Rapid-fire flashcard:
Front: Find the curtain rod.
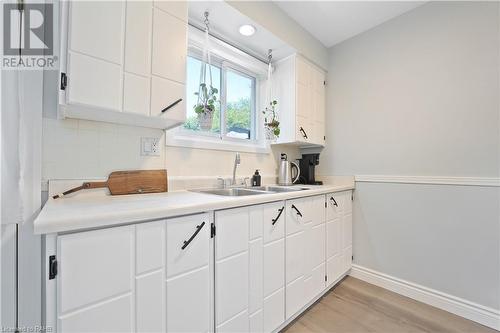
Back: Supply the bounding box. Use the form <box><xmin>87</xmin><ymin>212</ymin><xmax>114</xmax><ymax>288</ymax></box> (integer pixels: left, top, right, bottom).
<box><xmin>188</xmin><ymin>21</ymin><xmax>270</xmax><ymax>65</ymax></box>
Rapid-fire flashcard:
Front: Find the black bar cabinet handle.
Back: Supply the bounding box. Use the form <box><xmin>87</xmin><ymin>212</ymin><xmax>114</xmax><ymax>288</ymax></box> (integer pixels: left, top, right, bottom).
<box><xmin>291</xmin><ymin>204</ymin><xmax>303</xmax><ymax>217</ymax></box>
<box><xmin>181</xmin><ymin>221</ymin><xmax>206</xmax><ymax>250</ymax></box>
<box><xmin>299</xmin><ymin>127</ymin><xmax>308</xmax><ymax>139</ymax></box>
<box><xmin>161</xmin><ymin>98</ymin><xmax>183</xmax><ymax>113</ymax></box>
<box><xmin>330</xmin><ymin>197</ymin><xmax>338</xmax><ymax>207</ymax></box>
<box><xmin>272</xmin><ymin>206</ymin><xmax>285</xmax><ymax>225</ymax></box>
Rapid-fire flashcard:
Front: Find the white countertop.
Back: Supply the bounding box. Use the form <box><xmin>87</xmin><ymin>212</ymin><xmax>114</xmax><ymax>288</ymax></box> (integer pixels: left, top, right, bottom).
<box><xmin>34</xmin><ymin>179</ymin><xmax>354</xmax><ymax>235</ymax></box>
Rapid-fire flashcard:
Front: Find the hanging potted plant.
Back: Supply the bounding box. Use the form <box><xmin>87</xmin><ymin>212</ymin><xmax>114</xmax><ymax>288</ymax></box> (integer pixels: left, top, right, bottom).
<box><xmin>194</xmin><ymin>83</ymin><xmax>218</xmax><ymax>131</ymax></box>
<box><xmin>263</xmin><ymin>100</ymin><xmax>280</xmax><ymax>140</ymax></box>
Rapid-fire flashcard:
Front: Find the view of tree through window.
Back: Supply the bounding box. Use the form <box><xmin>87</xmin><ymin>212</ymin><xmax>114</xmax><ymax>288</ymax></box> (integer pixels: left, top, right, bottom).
<box><xmin>184</xmin><ymin>55</ymin><xmax>255</xmax><ymax>140</ymax></box>
<box><xmin>225</xmin><ymin>70</ymin><xmax>253</xmax><ymax>139</ymax></box>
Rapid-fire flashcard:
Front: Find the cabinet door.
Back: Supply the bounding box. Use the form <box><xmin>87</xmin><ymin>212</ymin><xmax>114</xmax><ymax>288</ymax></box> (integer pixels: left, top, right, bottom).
<box><xmin>262</xmin><ymin>202</ymin><xmax>285</xmax><ymax>333</ymax></box>
<box><xmin>57</xmin><ymin>226</ymin><xmax>134</xmax><ymax>332</ymax></box>
<box><xmin>215</xmin><ymin>208</ymin><xmax>249</xmax><ymax>331</ymax></box>
<box><xmin>152</xmin><ymin>8</ymin><xmax>187</xmax><ymax>83</ymax></box>
<box><xmin>166</xmin><ymin>213</ymin><xmax>211</xmax><ymax>333</ymax></box>
<box><xmin>311</xmin><ymin>67</ymin><xmax>326</xmax><ymax>145</ymax></box>
<box><xmin>285</xmin><ymin>197</ymin><xmax>308</xmax><ymax>319</ymax></box>
<box><xmin>326</xmin><ymin>192</ymin><xmax>343</xmax><ymax>221</ymax></box>
<box><xmin>285</xmin><ymin>196</ymin><xmax>327</xmax><ymax>319</ymax></box>
<box><xmin>216</xmin><ymin>203</ymin><xmax>285</xmax><ymax>333</ymax></box>
<box><xmin>326</xmin><ymin>217</ymin><xmax>342</xmax><ymax>286</ymax></box>
<box><xmin>67</xmin><ymin>2</ymin><xmax>124</xmax><ymax>111</ymax></box>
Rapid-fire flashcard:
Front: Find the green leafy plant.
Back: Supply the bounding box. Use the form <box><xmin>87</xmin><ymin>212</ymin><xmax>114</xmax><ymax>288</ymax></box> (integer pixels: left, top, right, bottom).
<box><xmin>194</xmin><ymin>83</ymin><xmax>218</xmax><ymax>114</ymax></box>
<box><xmin>263</xmin><ymin>100</ymin><xmax>280</xmax><ymax>137</ymax></box>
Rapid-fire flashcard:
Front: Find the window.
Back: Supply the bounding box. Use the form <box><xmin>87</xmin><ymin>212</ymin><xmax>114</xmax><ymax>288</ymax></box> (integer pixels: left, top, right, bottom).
<box><xmin>183</xmin><ymin>53</ymin><xmax>257</xmax><ymax>141</ymax></box>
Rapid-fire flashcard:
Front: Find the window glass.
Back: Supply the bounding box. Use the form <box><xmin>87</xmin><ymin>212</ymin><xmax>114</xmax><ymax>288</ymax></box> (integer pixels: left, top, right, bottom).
<box><xmin>184</xmin><ymin>56</ymin><xmax>221</xmax><ymax>134</ymax></box>
<box><xmin>225</xmin><ymin>70</ymin><xmax>254</xmax><ymax>140</ymax></box>
<box><xmin>183</xmin><ymin>54</ymin><xmax>257</xmax><ymax>141</ymax></box>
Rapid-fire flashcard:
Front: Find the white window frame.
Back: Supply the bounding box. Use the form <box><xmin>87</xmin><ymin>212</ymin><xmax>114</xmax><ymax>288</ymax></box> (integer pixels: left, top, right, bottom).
<box><xmin>166</xmin><ymin>26</ymin><xmax>270</xmax><ymax>154</ymax></box>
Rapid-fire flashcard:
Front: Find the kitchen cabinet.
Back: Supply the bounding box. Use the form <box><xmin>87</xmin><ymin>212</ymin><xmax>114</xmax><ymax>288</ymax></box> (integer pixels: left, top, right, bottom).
<box><xmin>215</xmin><ymin>201</ymin><xmax>286</xmax><ymax>333</ymax></box>
<box><xmin>54</xmin><ymin>213</ymin><xmax>211</xmax><ymax>333</ymax></box>
<box><xmin>59</xmin><ymin>1</ymin><xmax>187</xmax><ymax>129</ymax></box>
<box><xmin>326</xmin><ymin>191</ymin><xmax>353</xmax><ymax>286</ymax></box>
<box><xmin>46</xmin><ymin>190</ymin><xmax>353</xmax><ymax>332</ymax></box>
<box><xmin>272</xmin><ymin>54</ymin><xmax>326</xmax><ymax>146</ymax></box>
<box><xmin>285</xmin><ymin>195</ymin><xmax>326</xmax><ymax>320</ymax></box>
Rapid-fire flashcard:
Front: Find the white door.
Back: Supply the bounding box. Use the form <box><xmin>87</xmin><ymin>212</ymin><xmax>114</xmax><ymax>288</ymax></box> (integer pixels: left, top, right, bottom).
<box><xmin>215</xmin><ymin>207</ymin><xmax>249</xmax><ymax>332</ymax></box>
<box><xmin>66</xmin><ymin>1</ymin><xmax>124</xmax><ymax>111</ymax></box>
<box><xmin>166</xmin><ymin>213</ymin><xmax>211</xmax><ymax>333</ymax></box>
<box><xmin>262</xmin><ymin>202</ymin><xmax>286</xmax><ymax>333</ymax></box>
<box><xmin>57</xmin><ymin>226</ymin><xmax>134</xmax><ymax>332</ymax></box>
<box><xmin>216</xmin><ymin>202</ymin><xmax>286</xmax><ymax>333</ymax></box>
<box><xmin>326</xmin><ymin>191</ymin><xmax>353</xmax><ymax>284</ymax></box>
<box><xmin>285</xmin><ymin>197</ymin><xmax>309</xmax><ymax>319</ymax></box>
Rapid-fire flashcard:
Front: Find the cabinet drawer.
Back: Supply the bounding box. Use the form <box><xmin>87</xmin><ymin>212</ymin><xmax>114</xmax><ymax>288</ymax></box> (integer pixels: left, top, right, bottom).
<box><xmin>263</xmin><ymin>201</ymin><xmax>285</xmax><ymax>244</ymax></box>
<box><xmin>166</xmin><ymin>213</ymin><xmax>210</xmax><ymax>278</ymax></box>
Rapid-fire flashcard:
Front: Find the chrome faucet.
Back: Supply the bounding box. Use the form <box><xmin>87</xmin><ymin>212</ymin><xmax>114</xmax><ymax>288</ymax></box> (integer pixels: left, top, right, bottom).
<box><xmin>232</xmin><ymin>152</ymin><xmax>241</xmax><ymax>185</ymax></box>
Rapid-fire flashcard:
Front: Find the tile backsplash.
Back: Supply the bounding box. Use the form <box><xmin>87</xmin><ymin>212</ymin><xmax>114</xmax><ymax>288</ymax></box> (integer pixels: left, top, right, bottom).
<box><xmin>42</xmin><ymin>118</ymin><xmax>299</xmax><ymax>188</ymax></box>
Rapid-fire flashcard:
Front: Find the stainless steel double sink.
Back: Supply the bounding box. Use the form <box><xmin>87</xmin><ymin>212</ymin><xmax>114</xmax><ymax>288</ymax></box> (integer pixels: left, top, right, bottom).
<box><xmin>192</xmin><ymin>185</ymin><xmax>310</xmax><ymax>197</ymax></box>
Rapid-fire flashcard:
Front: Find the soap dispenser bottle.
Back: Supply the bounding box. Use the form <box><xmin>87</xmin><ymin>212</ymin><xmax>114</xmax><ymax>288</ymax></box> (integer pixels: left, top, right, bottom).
<box><xmin>252</xmin><ymin>170</ymin><xmax>261</xmax><ymax>186</ymax></box>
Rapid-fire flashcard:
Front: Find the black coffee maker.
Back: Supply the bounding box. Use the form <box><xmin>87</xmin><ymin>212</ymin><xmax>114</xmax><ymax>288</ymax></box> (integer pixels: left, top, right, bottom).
<box><xmin>298</xmin><ymin>153</ymin><xmax>323</xmax><ymax>185</ymax></box>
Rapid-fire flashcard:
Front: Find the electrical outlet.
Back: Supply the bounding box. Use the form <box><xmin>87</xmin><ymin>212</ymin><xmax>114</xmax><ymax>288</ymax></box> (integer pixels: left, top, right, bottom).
<box><xmin>141</xmin><ymin>137</ymin><xmax>160</xmax><ymax>156</ymax></box>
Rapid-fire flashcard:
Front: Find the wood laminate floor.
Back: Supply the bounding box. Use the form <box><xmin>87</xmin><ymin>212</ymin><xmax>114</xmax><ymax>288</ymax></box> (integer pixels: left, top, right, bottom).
<box><xmin>284</xmin><ymin>277</ymin><xmax>497</xmax><ymax>333</ymax></box>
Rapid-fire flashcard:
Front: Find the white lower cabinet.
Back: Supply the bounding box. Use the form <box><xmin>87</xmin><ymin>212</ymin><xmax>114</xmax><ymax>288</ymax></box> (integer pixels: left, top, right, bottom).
<box><xmin>285</xmin><ymin>195</ymin><xmax>326</xmax><ymax>320</ymax></box>
<box><xmin>55</xmin><ymin>213</ymin><xmax>211</xmax><ymax>333</ymax></box>
<box><xmin>215</xmin><ymin>201</ymin><xmax>286</xmax><ymax>333</ymax></box>
<box><xmin>326</xmin><ymin>191</ymin><xmax>353</xmax><ymax>286</ymax></box>
<box><xmin>51</xmin><ymin>191</ymin><xmax>352</xmax><ymax>333</ymax></box>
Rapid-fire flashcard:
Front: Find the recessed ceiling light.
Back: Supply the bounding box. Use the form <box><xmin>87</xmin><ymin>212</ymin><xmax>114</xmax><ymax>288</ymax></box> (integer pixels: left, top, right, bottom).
<box><xmin>239</xmin><ymin>24</ymin><xmax>256</xmax><ymax>36</ymax></box>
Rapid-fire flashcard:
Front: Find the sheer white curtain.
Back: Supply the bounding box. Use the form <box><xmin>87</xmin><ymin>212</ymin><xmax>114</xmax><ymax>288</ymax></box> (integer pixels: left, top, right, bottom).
<box><xmin>1</xmin><ymin>67</ymin><xmax>43</xmax><ymax>328</ymax></box>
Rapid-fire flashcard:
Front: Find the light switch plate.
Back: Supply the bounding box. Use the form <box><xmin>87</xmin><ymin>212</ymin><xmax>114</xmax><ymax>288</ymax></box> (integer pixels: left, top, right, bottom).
<box><xmin>141</xmin><ymin>137</ymin><xmax>160</xmax><ymax>156</ymax></box>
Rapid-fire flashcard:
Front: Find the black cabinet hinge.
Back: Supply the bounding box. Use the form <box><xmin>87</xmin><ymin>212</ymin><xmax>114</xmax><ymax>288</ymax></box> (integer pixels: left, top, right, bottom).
<box><xmin>60</xmin><ymin>72</ymin><xmax>67</xmax><ymax>90</ymax></box>
<box><xmin>49</xmin><ymin>255</ymin><xmax>57</xmax><ymax>280</ymax></box>
<box><xmin>324</xmin><ymin>201</ymin><xmax>327</xmax><ymax>208</ymax></box>
<box><xmin>210</xmin><ymin>222</ymin><xmax>216</xmax><ymax>238</ymax></box>
<box><xmin>352</xmin><ymin>255</ymin><xmax>354</xmax><ymax>261</ymax></box>
<box><xmin>325</xmin><ymin>275</ymin><xmax>327</xmax><ymax>282</ymax></box>
<box><xmin>323</xmin><ymin>81</ymin><xmax>326</xmax><ymax>86</ymax></box>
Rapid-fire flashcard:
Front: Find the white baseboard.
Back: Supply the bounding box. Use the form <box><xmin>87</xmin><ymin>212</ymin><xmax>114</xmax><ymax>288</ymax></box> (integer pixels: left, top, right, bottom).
<box><xmin>349</xmin><ymin>265</ymin><xmax>500</xmax><ymax>330</ymax></box>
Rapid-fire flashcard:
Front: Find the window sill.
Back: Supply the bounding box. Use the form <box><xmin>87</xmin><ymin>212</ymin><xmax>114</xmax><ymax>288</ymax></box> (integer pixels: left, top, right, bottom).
<box><xmin>166</xmin><ymin>130</ymin><xmax>271</xmax><ymax>154</ymax></box>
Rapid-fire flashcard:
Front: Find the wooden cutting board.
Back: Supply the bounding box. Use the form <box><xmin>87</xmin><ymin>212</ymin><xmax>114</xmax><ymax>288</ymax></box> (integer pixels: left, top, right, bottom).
<box><xmin>53</xmin><ymin>170</ymin><xmax>168</xmax><ymax>199</ymax></box>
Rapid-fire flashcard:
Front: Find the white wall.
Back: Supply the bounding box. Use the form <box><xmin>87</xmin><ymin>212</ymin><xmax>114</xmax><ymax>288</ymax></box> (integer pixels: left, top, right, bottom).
<box><xmin>320</xmin><ymin>1</ymin><xmax>500</xmax><ymax>311</ymax></box>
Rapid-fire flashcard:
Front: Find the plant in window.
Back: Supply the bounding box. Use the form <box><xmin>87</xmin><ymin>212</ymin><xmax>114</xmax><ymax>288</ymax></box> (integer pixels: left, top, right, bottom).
<box><xmin>194</xmin><ymin>83</ymin><xmax>218</xmax><ymax>130</ymax></box>
<box><xmin>263</xmin><ymin>100</ymin><xmax>280</xmax><ymax>140</ymax></box>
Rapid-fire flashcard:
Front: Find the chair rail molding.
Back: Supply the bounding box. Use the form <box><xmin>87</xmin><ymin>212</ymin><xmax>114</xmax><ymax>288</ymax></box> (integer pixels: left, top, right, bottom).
<box><xmin>355</xmin><ymin>175</ymin><xmax>500</xmax><ymax>187</ymax></box>
<box><xmin>350</xmin><ymin>265</ymin><xmax>500</xmax><ymax>330</ymax></box>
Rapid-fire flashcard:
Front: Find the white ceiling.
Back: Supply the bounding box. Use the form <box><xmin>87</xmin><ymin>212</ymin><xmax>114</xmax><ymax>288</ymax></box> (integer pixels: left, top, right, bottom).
<box><xmin>188</xmin><ymin>2</ymin><xmax>296</xmax><ymax>62</ymax></box>
<box><xmin>274</xmin><ymin>1</ymin><xmax>425</xmax><ymax>48</ymax></box>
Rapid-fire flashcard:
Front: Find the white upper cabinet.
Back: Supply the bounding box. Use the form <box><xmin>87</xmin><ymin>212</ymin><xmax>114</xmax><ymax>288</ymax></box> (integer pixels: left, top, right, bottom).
<box><xmin>59</xmin><ymin>1</ymin><xmax>187</xmax><ymax>129</ymax></box>
<box><xmin>273</xmin><ymin>54</ymin><xmax>326</xmax><ymax>146</ymax></box>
